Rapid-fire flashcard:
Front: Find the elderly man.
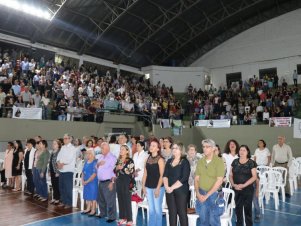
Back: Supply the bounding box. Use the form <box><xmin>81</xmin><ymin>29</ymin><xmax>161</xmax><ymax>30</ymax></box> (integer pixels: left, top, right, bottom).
<box><xmin>57</xmin><ymin>134</ymin><xmax>77</xmax><ymax>208</ymax></box>
<box><xmin>194</xmin><ymin>139</ymin><xmax>225</xmax><ymax>226</ymax></box>
<box><xmin>271</xmin><ymin>135</ymin><xmax>293</xmax><ymax>197</ymax></box>
<box><xmin>97</xmin><ymin>142</ymin><xmax>117</xmax><ymax>223</ymax></box>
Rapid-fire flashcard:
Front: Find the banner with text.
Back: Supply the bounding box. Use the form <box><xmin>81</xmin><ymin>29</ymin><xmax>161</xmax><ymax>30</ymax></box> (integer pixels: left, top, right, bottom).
<box><xmin>269</xmin><ymin>117</ymin><xmax>292</xmax><ymax>127</ymax></box>
<box><xmin>12</xmin><ymin>106</ymin><xmax>42</xmax><ymax>120</ymax></box>
<box><xmin>194</xmin><ymin>119</ymin><xmax>231</xmax><ymax>128</ymax></box>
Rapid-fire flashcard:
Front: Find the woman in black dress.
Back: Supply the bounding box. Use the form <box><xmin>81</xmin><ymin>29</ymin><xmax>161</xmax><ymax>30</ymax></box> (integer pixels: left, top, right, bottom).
<box><xmin>230</xmin><ymin>145</ymin><xmax>257</xmax><ymax>226</ymax></box>
<box><xmin>12</xmin><ymin>140</ymin><xmax>24</xmax><ymax>191</ymax></box>
<box><xmin>163</xmin><ymin>141</ymin><xmax>190</xmax><ymax>226</ymax></box>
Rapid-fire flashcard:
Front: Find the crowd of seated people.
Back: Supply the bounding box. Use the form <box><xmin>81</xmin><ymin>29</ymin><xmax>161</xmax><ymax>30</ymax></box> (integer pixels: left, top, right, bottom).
<box><xmin>0</xmin><ymin>47</ymin><xmax>299</xmax><ymax>126</ymax></box>
<box><xmin>0</xmin><ymin>47</ymin><xmax>187</xmax><ymax>124</ymax></box>
<box><xmin>187</xmin><ymin>75</ymin><xmax>299</xmax><ymax>126</ymax></box>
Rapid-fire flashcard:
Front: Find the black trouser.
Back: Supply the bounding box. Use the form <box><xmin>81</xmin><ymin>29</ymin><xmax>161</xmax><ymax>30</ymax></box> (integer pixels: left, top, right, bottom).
<box><xmin>1</xmin><ymin>169</ymin><xmax>6</xmax><ymax>183</ymax></box>
<box><xmin>50</xmin><ymin>171</ymin><xmax>60</xmax><ymax>200</ymax></box>
<box><xmin>166</xmin><ymin>189</ymin><xmax>188</xmax><ymax>226</ymax></box>
<box><xmin>235</xmin><ymin>190</ymin><xmax>254</xmax><ymax>226</ymax></box>
<box><xmin>116</xmin><ymin>174</ymin><xmax>132</xmax><ymax>221</ymax></box>
<box><xmin>25</xmin><ymin>169</ymin><xmax>35</xmax><ymax>193</ymax></box>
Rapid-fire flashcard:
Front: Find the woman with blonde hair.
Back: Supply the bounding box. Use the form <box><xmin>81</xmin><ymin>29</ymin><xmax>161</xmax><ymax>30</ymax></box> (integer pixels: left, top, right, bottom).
<box><xmin>163</xmin><ymin>142</ymin><xmax>190</xmax><ymax>226</ymax></box>
<box><xmin>114</xmin><ymin>145</ymin><xmax>135</xmax><ymax>225</ymax></box>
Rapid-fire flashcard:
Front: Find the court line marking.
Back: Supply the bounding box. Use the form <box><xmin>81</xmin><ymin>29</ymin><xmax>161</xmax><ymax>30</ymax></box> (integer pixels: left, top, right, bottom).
<box><xmin>22</xmin><ymin>212</ymin><xmax>80</xmax><ymax>226</ymax></box>
<box><xmin>265</xmin><ymin>208</ymin><xmax>301</xmax><ymax>217</ymax></box>
<box><xmin>280</xmin><ymin>201</ymin><xmax>301</xmax><ymax>207</ymax></box>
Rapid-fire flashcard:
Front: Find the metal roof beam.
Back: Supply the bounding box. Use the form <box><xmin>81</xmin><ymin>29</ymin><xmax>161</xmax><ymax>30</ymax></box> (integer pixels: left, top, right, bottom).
<box><xmin>117</xmin><ymin>0</ymin><xmax>202</xmax><ymax>63</ymax></box>
<box><xmin>152</xmin><ymin>0</ymin><xmax>264</xmax><ymax>65</ymax></box>
<box><xmin>78</xmin><ymin>0</ymin><xmax>139</xmax><ymax>55</ymax></box>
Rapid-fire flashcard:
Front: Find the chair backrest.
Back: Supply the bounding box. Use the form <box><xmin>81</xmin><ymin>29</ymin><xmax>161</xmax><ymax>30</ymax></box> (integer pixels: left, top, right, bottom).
<box><xmin>222</xmin><ymin>188</ymin><xmax>235</xmax><ymax>217</ymax></box>
<box><xmin>257</xmin><ymin>165</ymin><xmax>270</xmax><ymax>175</ymax></box>
<box><xmin>263</xmin><ymin>170</ymin><xmax>282</xmax><ymax>190</ymax></box>
<box><xmin>271</xmin><ymin>167</ymin><xmax>287</xmax><ymax>185</ymax></box>
<box><xmin>73</xmin><ymin>172</ymin><xmax>82</xmax><ymax>187</ymax></box>
<box><xmin>295</xmin><ymin>157</ymin><xmax>301</xmax><ymax>175</ymax></box>
<box><xmin>289</xmin><ymin>160</ymin><xmax>299</xmax><ymax>177</ymax></box>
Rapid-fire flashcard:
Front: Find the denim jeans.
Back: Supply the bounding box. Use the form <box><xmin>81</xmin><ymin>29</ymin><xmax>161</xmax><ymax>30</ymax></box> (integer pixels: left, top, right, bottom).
<box><xmin>146</xmin><ymin>187</ymin><xmax>165</xmax><ymax>226</ymax></box>
<box><xmin>37</xmin><ymin>169</ymin><xmax>48</xmax><ymax>199</ymax></box>
<box><xmin>58</xmin><ymin>114</ymin><xmax>66</xmax><ymax>121</ymax></box>
<box><xmin>33</xmin><ymin>167</ymin><xmax>40</xmax><ymax>195</ymax></box>
<box><xmin>195</xmin><ymin>189</ymin><xmax>221</xmax><ymax>226</ymax></box>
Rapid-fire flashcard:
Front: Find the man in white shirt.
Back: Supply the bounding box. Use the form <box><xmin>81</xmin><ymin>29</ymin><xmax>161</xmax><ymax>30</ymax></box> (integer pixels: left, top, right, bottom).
<box><xmin>271</xmin><ymin>135</ymin><xmax>293</xmax><ymax>197</ymax></box>
<box><xmin>57</xmin><ymin>134</ymin><xmax>77</xmax><ymax>208</ymax></box>
<box><xmin>24</xmin><ymin>139</ymin><xmax>36</xmax><ymax>195</ymax></box>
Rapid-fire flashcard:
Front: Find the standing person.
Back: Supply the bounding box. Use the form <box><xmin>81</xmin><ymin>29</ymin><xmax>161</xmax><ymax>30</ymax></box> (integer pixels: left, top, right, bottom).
<box><xmin>194</xmin><ymin>139</ymin><xmax>225</xmax><ymax>226</ymax></box>
<box><xmin>49</xmin><ymin>139</ymin><xmax>61</xmax><ymax>204</ymax></box>
<box><xmin>162</xmin><ymin>136</ymin><xmax>173</xmax><ymax>162</ymax></box>
<box><xmin>186</xmin><ymin>144</ymin><xmax>201</xmax><ymax>207</ymax></box>
<box><xmin>12</xmin><ymin>140</ymin><xmax>24</xmax><ymax>191</ymax></box>
<box><xmin>36</xmin><ymin>140</ymin><xmax>50</xmax><ymax>202</ymax></box>
<box><xmin>24</xmin><ymin>139</ymin><xmax>36</xmax><ymax>195</ymax></box>
<box><xmin>133</xmin><ymin>141</ymin><xmax>149</xmax><ymax>196</ymax></box>
<box><xmin>163</xmin><ymin>142</ymin><xmax>190</xmax><ymax>226</ymax></box>
<box><xmin>96</xmin><ymin>142</ymin><xmax>117</xmax><ymax>223</ymax></box>
<box><xmin>81</xmin><ymin>149</ymin><xmax>98</xmax><ymax>216</ymax></box>
<box><xmin>230</xmin><ymin>145</ymin><xmax>257</xmax><ymax>226</ymax></box>
<box><xmin>57</xmin><ymin>134</ymin><xmax>77</xmax><ymax>209</ymax></box>
<box><xmin>3</xmin><ymin>142</ymin><xmax>14</xmax><ymax>188</ymax></box>
<box><xmin>222</xmin><ymin>139</ymin><xmax>239</xmax><ymax>181</ymax></box>
<box><xmin>142</xmin><ymin>138</ymin><xmax>165</xmax><ymax>226</ymax></box>
<box><xmin>293</xmin><ymin>70</ymin><xmax>298</xmax><ymax>86</ymax></box>
<box><xmin>254</xmin><ymin>139</ymin><xmax>271</xmax><ymax>166</ymax></box>
<box><xmin>271</xmin><ymin>135</ymin><xmax>293</xmax><ymax>197</ymax></box>
<box><xmin>114</xmin><ymin>145</ymin><xmax>135</xmax><ymax>225</ymax></box>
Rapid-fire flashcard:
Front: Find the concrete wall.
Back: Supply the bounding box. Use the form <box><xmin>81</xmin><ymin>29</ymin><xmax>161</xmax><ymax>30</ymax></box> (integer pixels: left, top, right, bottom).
<box><xmin>141</xmin><ymin>65</ymin><xmax>209</xmax><ymax>93</ymax></box>
<box><xmin>1</xmin><ymin>119</ymin><xmax>300</xmax><ymax>157</ymax></box>
<box><xmin>153</xmin><ymin>124</ymin><xmax>301</xmax><ymax>157</ymax></box>
<box><xmin>191</xmin><ymin>8</ymin><xmax>301</xmax><ymax>88</ymax></box>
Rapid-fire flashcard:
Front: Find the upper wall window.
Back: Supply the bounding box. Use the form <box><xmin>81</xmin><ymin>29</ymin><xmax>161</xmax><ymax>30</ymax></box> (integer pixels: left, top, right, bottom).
<box><xmin>226</xmin><ymin>72</ymin><xmax>241</xmax><ymax>88</ymax></box>
<box><xmin>259</xmin><ymin>68</ymin><xmax>277</xmax><ymax>80</ymax></box>
<box><xmin>297</xmin><ymin>64</ymin><xmax>301</xmax><ymax>75</ymax></box>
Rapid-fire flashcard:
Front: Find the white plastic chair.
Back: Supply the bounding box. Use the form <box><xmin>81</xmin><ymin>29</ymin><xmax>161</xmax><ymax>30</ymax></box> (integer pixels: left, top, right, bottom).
<box><xmin>21</xmin><ymin>169</ymin><xmax>27</xmax><ymax>191</ymax></box>
<box><xmin>189</xmin><ymin>186</ymin><xmax>196</xmax><ymax>208</ymax></box>
<box><xmin>137</xmin><ymin>196</ymin><xmax>148</xmax><ymax>221</ymax></box>
<box><xmin>257</xmin><ymin>172</ymin><xmax>266</xmax><ymax>214</ymax></box>
<box><xmin>271</xmin><ymin>167</ymin><xmax>287</xmax><ymax>202</ymax></box>
<box><xmin>220</xmin><ymin>188</ymin><xmax>235</xmax><ymax>226</ymax></box>
<box><xmin>188</xmin><ymin>214</ymin><xmax>199</xmax><ymax>226</ymax></box>
<box><xmin>295</xmin><ymin>157</ymin><xmax>301</xmax><ymax>179</ymax></box>
<box><xmin>289</xmin><ymin>160</ymin><xmax>299</xmax><ymax>195</ymax></box>
<box><xmin>72</xmin><ymin>172</ymin><xmax>84</xmax><ymax>210</ymax></box>
<box><xmin>263</xmin><ymin>170</ymin><xmax>281</xmax><ymax>210</ymax></box>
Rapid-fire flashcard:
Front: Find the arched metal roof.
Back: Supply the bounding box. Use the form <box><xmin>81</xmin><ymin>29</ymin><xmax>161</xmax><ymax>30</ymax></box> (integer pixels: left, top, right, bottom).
<box><xmin>0</xmin><ymin>0</ymin><xmax>300</xmax><ymax>67</ymax></box>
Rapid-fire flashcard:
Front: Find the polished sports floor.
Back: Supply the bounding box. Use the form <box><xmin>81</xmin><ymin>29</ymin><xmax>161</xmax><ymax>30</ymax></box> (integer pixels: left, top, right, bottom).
<box><xmin>1</xmin><ymin>187</ymin><xmax>300</xmax><ymax>226</ymax></box>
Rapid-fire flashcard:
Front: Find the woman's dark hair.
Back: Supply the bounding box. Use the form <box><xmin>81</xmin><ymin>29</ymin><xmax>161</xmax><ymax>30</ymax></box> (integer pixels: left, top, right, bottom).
<box><xmin>149</xmin><ymin>138</ymin><xmax>162</xmax><ymax>156</ymax></box>
<box><xmin>26</xmin><ymin>138</ymin><xmax>36</xmax><ymax>147</ymax></box>
<box><xmin>39</xmin><ymin>140</ymin><xmax>48</xmax><ymax>148</ymax></box>
<box><xmin>15</xmin><ymin>140</ymin><xmax>23</xmax><ymax>151</ymax></box>
<box><xmin>163</xmin><ymin>136</ymin><xmax>173</xmax><ymax>149</ymax></box>
<box><xmin>55</xmin><ymin>139</ymin><xmax>62</xmax><ymax>150</ymax></box>
<box><xmin>238</xmin><ymin>145</ymin><xmax>251</xmax><ymax>159</ymax></box>
<box><xmin>258</xmin><ymin>139</ymin><xmax>266</xmax><ymax>148</ymax></box>
<box><xmin>109</xmin><ymin>135</ymin><xmax>117</xmax><ymax>144</ymax></box>
<box><xmin>8</xmin><ymin>141</ymin><xmax>14</xmax><ymax>148</ymax></box>
<box><xmin>223</xmin><ymin>139</ymin><xmax>239</xmax><ymax>155</ymax></box>
<box><xmin>137</xmin><ymin>141</ymin><xmax>145</xmax><ymax>148</ymax></box>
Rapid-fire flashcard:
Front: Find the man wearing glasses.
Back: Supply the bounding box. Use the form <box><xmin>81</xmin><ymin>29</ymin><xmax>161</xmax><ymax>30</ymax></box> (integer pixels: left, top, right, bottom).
<box><xmin>57</xmin><ymin>134</ymin><xmax>77</xmax><ymax>208</ymax></box>
<box><xmin>194</xmin><ymin>139</ymin><xmax>225</xmax><ymax>226</ymax></box>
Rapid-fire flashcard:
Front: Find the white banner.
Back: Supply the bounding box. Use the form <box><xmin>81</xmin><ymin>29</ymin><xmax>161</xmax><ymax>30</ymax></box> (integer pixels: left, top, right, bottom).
<box><xmin>12</xmin><ymin>106</ymin><xmax>42</xmax><ymax>120</ymax></box>
<box><xmin>194</xmin><ymin>119</ymin><xmax>231</xmax><ymax>128</ymax></box>
<box><xmin>194</xmin><ymin>120</ymin><xmax>208</xmax><ymax>127</ymax></box>
<box><xmin>207</xmin><ymin>119</ymin><xmax>231</xmax><ymax>128</ymax></box>
<box><xmin>269</xmin><ymin>117</ymin><xmax>292</xmax><ymax>127</ymax></box>
<box><xmin>293</xmin><ymin>118</ymin><xmax>301</xmax><ymax>138</ymax></box>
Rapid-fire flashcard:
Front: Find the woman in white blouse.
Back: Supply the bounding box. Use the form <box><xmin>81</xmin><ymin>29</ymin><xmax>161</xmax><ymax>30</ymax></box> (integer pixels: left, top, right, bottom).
<box><xmin>254</xmin><ymin>139</ymin><xmax>271</xmax><ymax>166</ymax></box>
<box><xmin>133</xmin><ymin>141</ymin><xmax>149</xmax><ymax>196</ymax></box>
